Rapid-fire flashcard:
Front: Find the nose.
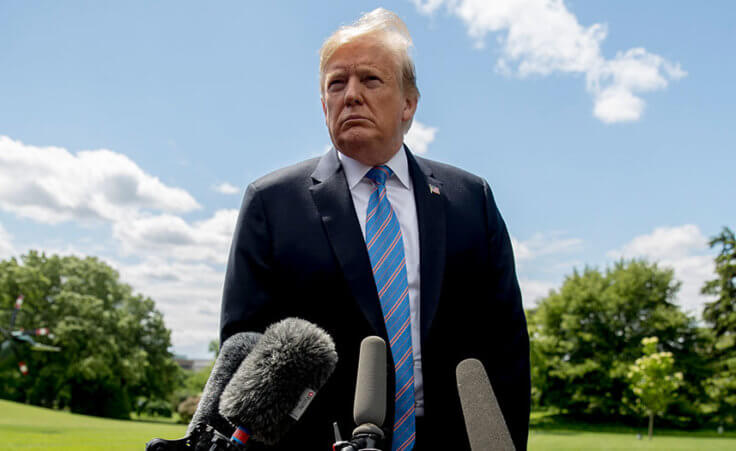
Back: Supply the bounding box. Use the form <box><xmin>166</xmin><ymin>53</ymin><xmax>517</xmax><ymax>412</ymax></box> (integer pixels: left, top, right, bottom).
<box><xmin>344</xmin><ymin>76</ymin><xmax>363</xmax><ymax>106</ymax></box>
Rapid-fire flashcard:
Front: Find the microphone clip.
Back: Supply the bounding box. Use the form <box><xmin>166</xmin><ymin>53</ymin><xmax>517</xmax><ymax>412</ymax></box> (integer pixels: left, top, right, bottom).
<box><xmin>145</xmin><ymin>423</ymin><xmax>249</xmax><ymax>451</ymax></box>
<box><xmin>332</xmin><ymin>422</ymin><xmax>383</xmax><ymax>451</ymax></box>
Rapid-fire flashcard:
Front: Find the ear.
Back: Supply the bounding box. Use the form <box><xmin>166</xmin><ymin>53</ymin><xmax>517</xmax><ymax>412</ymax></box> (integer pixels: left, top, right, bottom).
<box><xmin>401</xmin><ymin>94</ymin><xmax>418</xmax><ymax>123</ymax></box>
<box><xmin>321</xmin><ymin>98</ymin><xmax>327</xmax><ymax>116</ymax></box>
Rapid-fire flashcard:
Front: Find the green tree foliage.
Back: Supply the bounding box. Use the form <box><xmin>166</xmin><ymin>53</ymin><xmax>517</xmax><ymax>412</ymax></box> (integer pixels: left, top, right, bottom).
<box><xmin>701</xmin><ymin>227</ymin><xmax>736</xmax><ymax>426</ymax></box>
<box><xmin>529</xmin><ymin>260</ymin><xmax>709</xmax><ymax>424</ymax></box>
<box><xmin>702</xmin><ymin>339</ymin><xmax>736</xmax><ymax>427</ymax></box>
<box><xmin>627</xmin><ymin>337</ymin><xmax>683</xmax><ymax>439</ymax></box>
<box><xmin>0</xmin><ymin>251</ymin><xmax>181</xmax><ymax>419</ymax></box>
<box><xmin>208</xmin><ymin>339</ymin><xmax>219</xmax><ymax>358</ymax></box>
<box><xmin>702</xmin><ymin>227</ymin><xmax>736</xmax><ymax>338</ymax></box>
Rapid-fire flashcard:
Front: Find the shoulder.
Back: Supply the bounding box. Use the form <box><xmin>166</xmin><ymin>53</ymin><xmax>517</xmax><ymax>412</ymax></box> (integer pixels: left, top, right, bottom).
<box><xmin>248</xmin><ymin>157</ymin><xmax>321</xmax><ymax>195</ymax></box>
<box><xmin>413</xmin><ymin>154</ymin><xmax>489</xmax><ymax>190</ymax></box>
<box><xmin>411</xmin><ymin>154</ymin><xmax>504</xmax><ymax>221</ymax></box>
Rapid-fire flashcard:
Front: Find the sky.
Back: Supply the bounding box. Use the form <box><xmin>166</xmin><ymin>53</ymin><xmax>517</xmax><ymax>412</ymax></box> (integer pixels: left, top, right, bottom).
<box><xmin>1</xmin><ymin>1</ymin><xmax>734</xmax><ymax>358</ymax></box>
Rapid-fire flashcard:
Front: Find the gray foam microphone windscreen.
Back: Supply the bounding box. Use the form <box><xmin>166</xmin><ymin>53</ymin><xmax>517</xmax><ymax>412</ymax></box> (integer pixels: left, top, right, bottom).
<box><xmin>353</xmin><ymin>336</ymin><xmax>387</xmax><ymax>428</ymax></box>
<box><xmin>187</xmin><ymin>331</ymin><xmax>263</xmax><ymax>437</ymax></box>
<box><xmin>456</xmin><ymin>358</ymin><xmax>515</xmax><ymax>451</ymax></box>
<box><xmin>219</xmin><ymin>317</ymin><xmax>338</xmax><ymax>446</ymax></box>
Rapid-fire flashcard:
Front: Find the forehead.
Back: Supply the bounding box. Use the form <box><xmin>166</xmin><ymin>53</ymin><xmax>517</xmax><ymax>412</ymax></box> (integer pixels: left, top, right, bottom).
<box><xmin>324</xmin><ymin>38</ymin><xmax>398</xmax><ymax>74</ymax></box>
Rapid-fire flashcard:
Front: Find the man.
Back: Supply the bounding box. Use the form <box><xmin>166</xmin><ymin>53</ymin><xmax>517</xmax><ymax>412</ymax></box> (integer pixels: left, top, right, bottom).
<box><xmin>220</xmin><ymin>8</ymin><xmax>529</xmax><ymax>450</ymax></box>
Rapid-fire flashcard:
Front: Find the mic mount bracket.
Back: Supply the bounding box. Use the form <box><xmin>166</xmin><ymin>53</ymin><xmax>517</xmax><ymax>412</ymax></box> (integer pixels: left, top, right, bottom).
<box><xmin>332</xmin><ymin>422</ymin><xmax>383</xmax><ymax>451</ymax></box>
<box><xmin>145</xmin><ymin>423</ymin><xmax>249</xmax><ymax>451</ymax></box>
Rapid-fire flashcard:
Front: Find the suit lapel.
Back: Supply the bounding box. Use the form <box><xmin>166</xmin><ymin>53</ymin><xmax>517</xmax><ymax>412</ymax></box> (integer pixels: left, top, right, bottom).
<box><xmin>309</xmin><ymin>149</ymin><xmax>388</xmax><ymax>339</ymax></box>
<box><xmin>407</xmin><ymin>150</ymin><xmax>446</xmax><ymax>343</ymax></box>
<box><xmin>309</xmin><ymin>148</ymin><xmax>447</xmax><ymax>343</ymax></box>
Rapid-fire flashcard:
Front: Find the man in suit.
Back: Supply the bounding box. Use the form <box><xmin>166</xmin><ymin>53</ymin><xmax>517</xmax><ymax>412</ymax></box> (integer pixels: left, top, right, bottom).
<box><xmin>219</xmin><ymin>8</ymin><xmax>529</xmax><ymax>451</ymax></box>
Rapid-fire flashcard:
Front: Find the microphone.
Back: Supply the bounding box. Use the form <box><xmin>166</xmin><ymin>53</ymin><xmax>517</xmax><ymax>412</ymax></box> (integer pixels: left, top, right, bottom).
<box><xmin>146</xmin><ymin>332</ymin><xmax>262</xmax><ymax>451</ymax></box>
<box><xmin>333</xmin><ymin>336</ymin><xmax>387</xmax><ymax>451</ymax></box>
<box><xmin>188</xmin><ymin>332</ymin><xmax>263</xmax><ymax>438</ymax></box>
<box><xmin>456</xmin><ymin>358</ymin><xmax>515</xmax><ymax>451</ymax></box>
<box><xmin>352</xmin><ymin>336</ymin><xmax>386</xmax><ymax>437</ymax></box>
<box><xmin>218</xmin><ymin>317</ymin><xmax>338</xmax><ymax>447</ymax></box>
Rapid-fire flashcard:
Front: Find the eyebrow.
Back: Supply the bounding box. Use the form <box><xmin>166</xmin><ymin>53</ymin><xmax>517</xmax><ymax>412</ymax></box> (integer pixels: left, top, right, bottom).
<box><xmin>326</xmin><ymin>64</ymin><xmax>383</xmax><ymax>77</ymax></box>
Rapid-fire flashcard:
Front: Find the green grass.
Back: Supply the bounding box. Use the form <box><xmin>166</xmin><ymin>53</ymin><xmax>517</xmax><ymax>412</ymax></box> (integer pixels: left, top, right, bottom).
<box><xmin>0</xmin><ymin>399</ymin><xmax>186</xmax><ymax>450</ymax></box>
<box><xmin>529</xmin><ymin>411</ymin><xmax>736</xmax><ymax>450</ymax></box>
<box><xmin>2</xmin><ymin>400</ymin><xmax>735</xmax><ymax>450</ymax></box>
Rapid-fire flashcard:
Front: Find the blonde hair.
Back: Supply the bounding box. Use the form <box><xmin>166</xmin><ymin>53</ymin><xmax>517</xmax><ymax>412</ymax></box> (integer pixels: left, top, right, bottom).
<box><xmin>319</xmin><ymin>8</ymin><xmax>420</xmax><ymax>103</ymax></box>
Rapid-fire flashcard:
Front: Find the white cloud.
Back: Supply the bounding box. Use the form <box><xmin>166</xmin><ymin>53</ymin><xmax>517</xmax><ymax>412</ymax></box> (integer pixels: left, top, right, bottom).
<box><xmin>511</xmin><ymin>232</ymin><xmax>583</xmax><ymax>307</ymax></box>
<box><xmin>607</xmin><ymin>224</ymin><xmax>707</xmax><ymax>261</ymax></box>
<box><xmin>0</xmin><ymin>223</ymin><xmax>16</xmax><ymax>259</ymax></box>
<box><xmin>405</xmin><ymin>120</ymin><xmax>438</xmax><ymax>154</ymax></box>
<box><xmin>0</xmin><ymin>135</ymin><xmax>239</xmax><ymax>357</ymax></box>
<box><xmin>512</xmin><ymin>232</ymin><xmax>583</xmax><ymax>262</ymax></box>
<box><xmin>114</xmin><ymin>212</ymin><xmax>236</xmax><ymax>355</ymax></box>
<box><xmin>607</xmin><ymin>224</ymin><xmax>716</xmax><ymax>314</ymax></box>
<box><xmin>113</xmin><ymin>209</ymin><xmax>239</xmax><ymax>265</ymax></box>
<box><xmin>413</xmin><ymin>0</ymin><xmax>445</xmax><ymax>15</ymax></box>
<box><xmin>213</xmin><ymin>182</ymin><xmax>241</xmax><ymax>195</ymax></box>
<box><xmin>519</xmin><ymin>277</ymin><xmax>557</xmax><ymax>307</ymax></box>
<box><xmin>412</xmin><ymin>0</ymin><xmax>685</xmax><ymax>123</ymax></box>
<box><xmin>115</xmin><ymin>257</ymin><xmax>225</xmax><ymax>358</ymax></box>
<box><xmin>0</xmin><ymin>136</ymin><xmax>200</xmax><ymax>224</ymax></box>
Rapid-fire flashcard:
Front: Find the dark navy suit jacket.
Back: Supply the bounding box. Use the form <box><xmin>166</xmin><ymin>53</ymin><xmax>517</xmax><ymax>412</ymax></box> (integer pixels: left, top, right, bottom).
<box><xmin>220</xmin><ymin>147</ymin><xmax>530</xmax><ymax>450</ymax></box>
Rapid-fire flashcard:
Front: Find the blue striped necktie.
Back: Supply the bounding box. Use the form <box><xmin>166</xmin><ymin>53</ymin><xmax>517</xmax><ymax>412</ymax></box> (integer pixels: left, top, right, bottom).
<box><xmin>365</xmin><ymin>165</ymin><xmax>416</xmax><ymax>451</ymax></box>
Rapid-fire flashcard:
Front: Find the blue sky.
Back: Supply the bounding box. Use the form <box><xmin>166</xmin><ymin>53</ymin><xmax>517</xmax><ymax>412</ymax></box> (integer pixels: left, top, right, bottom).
<box><xmin>1</xmin><ymin>1</ymin><xmax>734</xmax><ymax>358</ymax></box>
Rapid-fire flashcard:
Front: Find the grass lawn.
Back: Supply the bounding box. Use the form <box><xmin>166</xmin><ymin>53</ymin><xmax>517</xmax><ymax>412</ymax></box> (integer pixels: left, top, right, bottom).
<box><xmin>0</xmin><ymin>399</ymin><xmax>186</xmax><ymax>450</ymax></box>
<box><xmin>2</xmin><ymin>399</ymin><xmax>735</xmax><ymax>450</ymax></box>
<box><xmin>530</xmin><ymin>430</ymin><xmax>736</xmax><ymax>450</ymax></box>
<box><xmin>529</xmin><ymin>411</ymin><xmax>736</xmax><ymax>450</ymax></box>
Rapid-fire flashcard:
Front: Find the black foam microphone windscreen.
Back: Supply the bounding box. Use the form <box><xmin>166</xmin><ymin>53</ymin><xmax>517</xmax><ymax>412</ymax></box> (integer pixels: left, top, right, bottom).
<box><xmin>353</xmin><ymin>336</ymin><xmax>387</xmax><ymax>428</ymax></box>
<box><xmin>456</xmin><ymin>358</ymin><xmax>516</xmax><ymax>451</ymax></box>
<box><xmin>218</xmin><ymin>317</ymin><xmax>338</xmax><ymax>446</ymax></box>
<box><xmin>187</xmin><ymin>332</ymin><xmax>263</xmax><ymax>437</ymax></box>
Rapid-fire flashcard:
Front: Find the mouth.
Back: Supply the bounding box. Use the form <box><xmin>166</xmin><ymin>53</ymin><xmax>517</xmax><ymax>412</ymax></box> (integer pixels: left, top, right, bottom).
<box><xmin>341</xmin><ymin>115</ymin><xmax>371</xmax><ymax>127</ymax></box>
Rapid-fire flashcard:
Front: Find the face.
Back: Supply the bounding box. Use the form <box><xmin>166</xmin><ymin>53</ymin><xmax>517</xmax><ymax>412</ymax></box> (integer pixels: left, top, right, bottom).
<box><xmin>322</xmin><ymin>38</ymin><xmax>417</xmax><ymax>166</ymax></box>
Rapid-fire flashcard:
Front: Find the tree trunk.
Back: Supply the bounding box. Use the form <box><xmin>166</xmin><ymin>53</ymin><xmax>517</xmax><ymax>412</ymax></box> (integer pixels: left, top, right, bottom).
<box><xmin>648</xmin><ymin>412</ymin><xmax>654</xmax><ymax>440</ymax></box>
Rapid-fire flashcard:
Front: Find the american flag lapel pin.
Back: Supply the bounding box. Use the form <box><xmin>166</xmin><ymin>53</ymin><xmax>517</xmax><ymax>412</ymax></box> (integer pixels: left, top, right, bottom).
<box><xmin>429</xmin><ymin>184</ymin><xmax>440</xmax><ymax>195</ymax></box>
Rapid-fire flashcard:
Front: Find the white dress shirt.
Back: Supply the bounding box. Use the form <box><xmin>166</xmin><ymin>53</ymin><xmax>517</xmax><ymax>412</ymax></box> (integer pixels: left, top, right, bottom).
<box><xmin>337</xmin><ymin>145</ymin><xmax>425</xmax><ymax>416</ymax></box>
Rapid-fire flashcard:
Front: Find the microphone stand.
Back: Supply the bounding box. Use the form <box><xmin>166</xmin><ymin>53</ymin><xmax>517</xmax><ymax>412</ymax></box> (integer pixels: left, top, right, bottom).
<box><xmin>332</xmin><ymin>422</ymin><xmax>383</xmax><ymax>451</ymax></box>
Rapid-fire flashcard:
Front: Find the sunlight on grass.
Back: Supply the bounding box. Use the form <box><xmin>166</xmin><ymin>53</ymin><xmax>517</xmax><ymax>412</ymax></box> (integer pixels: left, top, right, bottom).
<box><xmin>530</xmin><ymin>411</ymin><xmax>736</xmax><ymax>450</ymax></box>
<box><xmin>0</xmin><ymin>399</ymin><xmax>186</xmax><ymax>450</ymax></box>
<box><xmin>2</xmin><ymin>400</ymin><xmax>735</xmax><ymax>450</ymax></box>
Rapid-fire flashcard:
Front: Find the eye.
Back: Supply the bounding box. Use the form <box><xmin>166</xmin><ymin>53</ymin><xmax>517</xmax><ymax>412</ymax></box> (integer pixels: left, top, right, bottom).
<box><xmin>364</xmin><ymin>75</ymin><xmax>382</xmax><ymax>87</ymax></box>
<box><xmin>327</xmin><ymin>79</ymin><xmax>345</xmax><ymax>92</ymax></box>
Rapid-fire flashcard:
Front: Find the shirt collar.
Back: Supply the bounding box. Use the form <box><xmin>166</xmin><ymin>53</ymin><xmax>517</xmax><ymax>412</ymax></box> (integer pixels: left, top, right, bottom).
<box><xmin>337</xmin><ymin>144</ymin><xmax>411</xmax><ymax>190</ymax></box>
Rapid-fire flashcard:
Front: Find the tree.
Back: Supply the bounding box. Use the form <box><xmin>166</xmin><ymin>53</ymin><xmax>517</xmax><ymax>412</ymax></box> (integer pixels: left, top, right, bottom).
<box><xmin>529</xmin><ymin>260</ymin><xmax>709</xmax><ymax>423</ymax></box>
<box><xmin>702</xmin><ymin>227</ymin><xmax>736</xmax><ymax>339</ymax></box>
<box><xmin>702</xmin><ymin>348</ymin><xmax>736</xmax><ymax>427</ymax></box>
<box><xmin>701</xmin><ymin>227</ymin><xmax>736</xmax><ymax>427</ymax></box>
<box><xmin>627</xmin><ymin>337</ymin><xmax>683</xmax><ymax>439</ymax></box>
<box><xmin>208</xmin><ymin>339</ymin><xmax>219</xmax><ymax>358</ymax></box>
<box><xmin>0</xmin><ymin>251</ymin><xmax>181</xmax><ymax>418</ymax></box>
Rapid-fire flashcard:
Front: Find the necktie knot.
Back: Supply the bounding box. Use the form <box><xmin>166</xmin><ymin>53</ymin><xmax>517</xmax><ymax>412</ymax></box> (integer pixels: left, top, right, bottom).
<box><xmin>366</xmin><ymin>165</ymin><xmax>393</xmax><ymax>186</ymax></box>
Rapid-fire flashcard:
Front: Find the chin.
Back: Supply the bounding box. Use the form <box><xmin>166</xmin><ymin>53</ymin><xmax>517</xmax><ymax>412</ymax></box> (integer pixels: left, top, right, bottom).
<box><xmin>334</xmin><ymin>131</ymin><xmax>397</xmax><ymax>165</ymax></box>
<box><xmin>336</xmin><ymin>132</ymin><xmax>375</xmax><ymax>153</ymax></box>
